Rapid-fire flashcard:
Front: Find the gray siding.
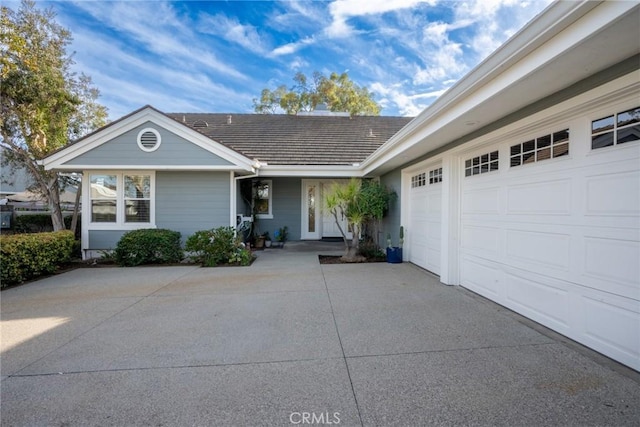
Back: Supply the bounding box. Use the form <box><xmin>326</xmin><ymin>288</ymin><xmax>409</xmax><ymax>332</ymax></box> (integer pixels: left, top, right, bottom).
<box><xmin>380</xmin><ymin>170</ymin><xmax>402</xmax><ymax>246</ymax></box>
<box><xmin>156</xmin><ymin>171</ymin><xmax>231</xmax><ymax>240</ymax></box>
<box><xmin>65</xmin><ymin>122</ymin><xmax>233</xmax><ymax>167</ymax></box>
<box><xmin>89</xmin><ymin>230</ymin><xmax>127</xmax><ymax>250</ymax></box>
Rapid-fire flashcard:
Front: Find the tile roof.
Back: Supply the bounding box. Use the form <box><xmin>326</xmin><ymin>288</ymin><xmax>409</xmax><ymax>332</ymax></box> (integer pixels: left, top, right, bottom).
<box><xmin>166</xmin><ymin>113</ymin><xmax>412</xmax><ymax>166</ymax></box>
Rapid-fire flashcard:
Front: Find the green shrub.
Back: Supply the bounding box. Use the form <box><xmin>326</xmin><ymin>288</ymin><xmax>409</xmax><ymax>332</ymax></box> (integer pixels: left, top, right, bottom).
<box><xmin>114</xmin><ymin>229</ymin><xmax>183</xmax><ymax>267</ymax></box>
<box><xmin>0</xmin><ymin>230</ymin><xmax>75</xmax><ymax>288</ymax></box>
<box><xmin>358</xmin><ymin>239</ymin><xmax>385</xmax><ymax>260</ymax></box>
<box><xmin>185</xmin><ymin>226</ymin><xmax>252</xmax><ymax>267</ymax></box>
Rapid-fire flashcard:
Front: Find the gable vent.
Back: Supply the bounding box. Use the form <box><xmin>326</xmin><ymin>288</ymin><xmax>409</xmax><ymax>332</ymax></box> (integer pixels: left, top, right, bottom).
<box><xmin>193</xmin><ymin>120</ymin><xmax>208</xmax><ymax>129</ymax></box>
<box><xmin>137</xmin><ymin>128</ymin><xmax>162</xmax><ymax>152</ymax></box>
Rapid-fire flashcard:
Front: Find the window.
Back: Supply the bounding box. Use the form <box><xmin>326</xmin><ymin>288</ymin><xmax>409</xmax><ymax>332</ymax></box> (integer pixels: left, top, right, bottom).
<box><xmin>124</xmin><ymin>175</ymin><xmax>151</xmax><ymax>223</ymax></box>
<box><xmin>411</xmin><ymin>173</ymin><xmax>426</xmax><ymax>188</ymax></box>
<box><xmin>254</xmin><ymin>180</ymin><xmax>272</xmax><ymax>218</ymax></box>
<box><xmin>465</xmin><ymin>151</ymin><xmax>498</xmax><ymax>177</ymax></box>
<box><xmin>89</xmin><ymin>172</ymin><xmax>154</xmax><ymax>226</ymax></box>
<box><xmin>592</xmin><ymin>106</ymin><xmax>640</xmax><ymax>149</ymax></box>
<box><xmin>90</xmin><ymin>175</ymin><xmax>117</xmax><ymax>222</ymax></box>
<box><xmin>429</xmin><ymin>168</ymin><xmax>442</xmax><ymax>184</ymax></box>
<box><xmin>510</xmin><ymin>129</ymin><xmax>569</xmax><ymax>167</ymax></box>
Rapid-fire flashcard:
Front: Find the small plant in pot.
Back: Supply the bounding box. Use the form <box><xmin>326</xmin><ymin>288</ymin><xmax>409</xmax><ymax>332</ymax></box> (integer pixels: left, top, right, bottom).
<box><xmin>263</xmin><ymin>231</ymin><xmax>272</xmax><ymax>248</ymax></box>
<box><xmin>386</xmin><ymin>226</ymin><xmax>404</xmax><ymax>263</ymax></box>
<box><xmin>273</xmin><ymin>226</ymin><xmax>288</xmax><ymax>248</ymax></box>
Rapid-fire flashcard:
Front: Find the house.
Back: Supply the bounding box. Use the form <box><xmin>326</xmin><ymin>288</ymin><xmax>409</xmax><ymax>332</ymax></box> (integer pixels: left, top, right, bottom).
<box><xmin>42</xmin><ymin>1</ymin><xmax>639</xmax><ymax>371</ymax></box>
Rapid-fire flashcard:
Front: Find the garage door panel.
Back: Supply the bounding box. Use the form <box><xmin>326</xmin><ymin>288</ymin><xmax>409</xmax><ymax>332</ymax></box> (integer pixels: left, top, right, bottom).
<box><xmin>506</xmin><ymin>179</ymin><xmax>572</xmax><ymax>214</ymax></box>
<box><xmin>505</xmin><ymin>229</ymin><xmax>571</xmax><ymax>271</ymax></box>
<box><xmin>462</xmin><ymin>187</ymin><xmax>500</xmax><ymax>214</ymax></box>
<box><xmin>460</xmin><ymin>255</ymin><xmax>502</xmax><ymax>297</ymax></box>
<box><xmin>504</xmin><ymin>271</ymin><xmax>570</xmax><ymax>329</ymax></box>
<box><xmin>583</xmin><ymin>237</ymin><xmax>640</xmax><ymax>295</ymax></box>
<box><xmin>461</xmin><ymin>225</ymin><xmax>501</xmax><ymax>260</ymax></box>
<box><xmin>585</xmin><ymin>170</ymin><xmax>640</xmax><ymax>215</ymax></box>
<box><xmin>582</xmin><ymin>294</ymin><xmax>640</xmax><ymax>366</ymax></box>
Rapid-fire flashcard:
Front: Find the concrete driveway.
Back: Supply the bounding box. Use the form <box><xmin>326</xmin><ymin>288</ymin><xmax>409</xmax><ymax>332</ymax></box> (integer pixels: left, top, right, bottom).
<box><xmin>2</xmin><ymin>242</ymin><xmax>639</xmax><ymax>426</ymax></box>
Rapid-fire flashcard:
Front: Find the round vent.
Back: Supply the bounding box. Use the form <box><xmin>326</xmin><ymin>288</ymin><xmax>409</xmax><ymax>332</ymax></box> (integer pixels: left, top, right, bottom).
<box><xmin>137</xmin><ymin>128</ymin><xmax>161</xmax><ymax>152</ymax></box>
<box><xmin>193</xmin><ymin>120</ymin><xmax>208</xmax><ymax>129</ymax></box>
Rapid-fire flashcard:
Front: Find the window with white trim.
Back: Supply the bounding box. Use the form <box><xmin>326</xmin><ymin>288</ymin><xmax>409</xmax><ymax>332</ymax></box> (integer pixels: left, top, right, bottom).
<box><xmin>429</xmin><ymin>167</ymin><xmax>442</xmax><ymax>184</ymax></box>
<box><xmin>464</xmin><ymin>151</ymin><xmax>498</xmax><ymax>177</ymax></box>
<box><xmin>510</xmin><ymin>129</ymin><xmax>569</xmax><ymax>167</ymax></box>
<box><xmin>89</xmin><ymin>172</ymin><xmax>154</xmax><ymax>226</ymax></box>
<box><xmin>254</xmin><ymin>180</ymin><xmax>272</xmax><ymax>218</ymax></box>
<box><xmin>592</xmin><ymin>106</ymin><xmax>640</xmax><ymax>149</ymax></box>
<box><xmin>411</xmin><ymin>173</ymin><xmax>426</xmax><ymax>188</ymax></box>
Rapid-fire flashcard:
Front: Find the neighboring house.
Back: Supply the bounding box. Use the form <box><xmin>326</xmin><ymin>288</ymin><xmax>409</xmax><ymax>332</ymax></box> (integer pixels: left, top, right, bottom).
<box><xmin>42</xmin><ymin>1</ymin><xmax>639</xmax><ymax>371</ymax></box>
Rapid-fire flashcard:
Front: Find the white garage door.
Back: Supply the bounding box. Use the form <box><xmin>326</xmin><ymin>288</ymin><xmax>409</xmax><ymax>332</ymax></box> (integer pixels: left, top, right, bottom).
<box><xmin>408</xmin><ymin>165</ymin><xmax>442</xmax><ymax>275</ymax></box>
<box><xmin>459</xmin><ymin>118</ymin><xmax>640</xmax><ymax>370</ymax></box>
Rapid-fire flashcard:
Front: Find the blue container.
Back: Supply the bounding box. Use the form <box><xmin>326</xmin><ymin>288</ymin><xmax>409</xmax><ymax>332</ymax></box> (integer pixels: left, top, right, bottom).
<box><xmin>386</xmin><ymin>247</ymin><xmax>403</xmax><ymax>263</ymax></box>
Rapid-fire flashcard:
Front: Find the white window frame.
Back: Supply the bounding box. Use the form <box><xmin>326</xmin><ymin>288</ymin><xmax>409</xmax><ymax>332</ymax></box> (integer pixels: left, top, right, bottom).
<box><xmin>254</xmin><ymin>179</ymin><xmax>273</xmax><ymax>219</ymax></box>
<box><xmin>591</xmin><ymin>105</ymin><xmax>640</xmax><ymax>150</ymax></box>
<box><xmin>86</xmin><ymin>171</ymin><xmax>156</xmax><ymax>230</ymax></box>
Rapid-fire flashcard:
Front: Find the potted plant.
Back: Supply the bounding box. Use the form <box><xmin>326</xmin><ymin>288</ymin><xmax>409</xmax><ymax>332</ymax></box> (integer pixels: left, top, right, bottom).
<box><xmin>386</xmin><ymin>226</ymin><xmax>404</xmax><ymax>263</ymax></box>
<box><xmin>263</xmin><ymin>231</ymin><xmax>272</xmax><ymax>248</ymax></box>
<box><xmin>273</xmin><ymin>226</ymin><xmax>288</xmax><ymax>248</ymax></box>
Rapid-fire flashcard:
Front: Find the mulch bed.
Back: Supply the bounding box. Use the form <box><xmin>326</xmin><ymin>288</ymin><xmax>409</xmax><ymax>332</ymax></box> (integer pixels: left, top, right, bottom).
<box><xmin>318</xmin><ymin>255</ymin><xmax>386</xmax><ymax>264</ymax></box>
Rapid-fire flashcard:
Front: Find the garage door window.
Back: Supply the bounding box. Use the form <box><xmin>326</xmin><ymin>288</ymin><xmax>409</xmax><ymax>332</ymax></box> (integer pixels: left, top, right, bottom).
<box><xmin>429</xmin><ymin>168</ymin><xmax>442</xmax><ymax>184</ymax></box>
<box><xmin>411</xmin><ymin>173</ymin><xmax>426</xmax><ymax>188</ymax></box>
<box><xmin>592</xmin><ymin>106</ymin><xmax>640</xmax><ymax>149</ymax></box>
<box><xmin>510</xmin><ymin>129</ymin><xmax>569</xmax><ymax>167</ymax></box>
<box><xmin>464</xmin><ymin>151</ymin><xmax>498</xmax><ymax>177</ymax></box>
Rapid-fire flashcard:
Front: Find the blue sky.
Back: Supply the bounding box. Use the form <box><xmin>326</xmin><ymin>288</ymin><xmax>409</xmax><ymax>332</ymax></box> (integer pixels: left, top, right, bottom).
<box><xmin>26</xmin><ymin>0</ymin><xmax>552</xmax><ymax>119</ymax></box>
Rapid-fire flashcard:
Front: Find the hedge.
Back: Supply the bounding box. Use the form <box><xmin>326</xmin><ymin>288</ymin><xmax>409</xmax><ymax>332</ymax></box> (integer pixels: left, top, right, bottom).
<box><xmin>114</xmin><ymin>228</ymin><xmax>183</xmax><ymax>266</ymax></box>
<box><xmin>11</xmin><ymin>214</ymin><xmax>81</xmax><ymax>239</ymax></box>
<box><xmin>0</xmin><ymin>230</ymin><xmax>75</xmax><ymax>288</ymax></box>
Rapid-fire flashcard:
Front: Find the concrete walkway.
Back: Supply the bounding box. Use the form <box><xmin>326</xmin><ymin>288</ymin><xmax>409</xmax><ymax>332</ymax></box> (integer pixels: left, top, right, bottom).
<box><xmin>2</xmin><ymin>242</ymin><xmax>639</xmax><ymax>426</ymax></box>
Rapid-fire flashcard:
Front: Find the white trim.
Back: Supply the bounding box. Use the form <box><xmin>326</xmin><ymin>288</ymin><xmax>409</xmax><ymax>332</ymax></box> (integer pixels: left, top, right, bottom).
<box><xmin>50</xmin><ymin>164</ymin><xmax>249</xmax><ymax>171</ymax></box>
<box><xmin>43</xmin><ymin>107</ymin><xmax>255</xmax><ymax>172</ymax></box>
<box><xmin>230</xmin><ymin>171</ymin><xmax>236</xmax><ymax>228</ymax></box>
<box><xmin>136</xmin><ymin>127</ymin><xmax>161</xmax><ymax>152</ymax></box>
<box><xmin>259</xmin><ymin>165</ymin><xmax>363</xmax><ymax>178</ymax></box>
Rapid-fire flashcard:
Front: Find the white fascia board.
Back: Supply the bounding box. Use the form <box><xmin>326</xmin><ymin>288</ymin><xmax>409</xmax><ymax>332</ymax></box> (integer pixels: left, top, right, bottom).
<box><xmin>362</xmin><ymin>1</ymin><xmax>632</xmax><ymax>175</ymax></box>
<box><xmin>50</xmin><ymin>164</ymin><xmax>250</xmax><ymax>171</ymax></box>
<box><xmin>258</xmin><ymin>165</ymin><xmax>364</xmax><ymax>178</ymax></box>
<box><xmin>43</xmin><ymin>107</ymin><xmax>254</xmax><ymax>172</ymax></box>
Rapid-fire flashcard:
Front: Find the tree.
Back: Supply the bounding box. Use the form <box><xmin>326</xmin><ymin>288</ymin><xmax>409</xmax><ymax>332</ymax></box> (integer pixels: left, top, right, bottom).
<box><xmin>1</xmin><ymin>0</ymin><xmax>107</xmax><ymax>231</ymax></box>
<box><xmin>253</xmin><ymin>71</ymin><xmax>381</xmax><ymax>116</ymax></box>
<box><xmin>324</xmin><ymin>179</ymin><xmax>394</xmax><ymax>262</ymax></box>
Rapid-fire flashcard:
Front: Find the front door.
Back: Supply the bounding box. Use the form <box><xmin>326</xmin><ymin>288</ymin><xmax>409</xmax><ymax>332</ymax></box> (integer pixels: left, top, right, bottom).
<box><xmin>301</xmin><ymin>180</ymin><xmax>351</xmax><ymax>240</ymax></box>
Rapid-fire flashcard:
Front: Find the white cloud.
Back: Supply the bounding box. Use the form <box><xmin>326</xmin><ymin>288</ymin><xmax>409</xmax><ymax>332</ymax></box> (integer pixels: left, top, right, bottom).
<box><xmin>326</xmin><ymin>0</ymin><xmax>435</xmax><ymax>38</ymax></box>
<box><xmin>371</xmin><ymin>81</ymin><xmax>445</xmax><ymax>116</ymax></box>
<box><xmin>271</xmin><ymin>37</ymin><xmax>315</xmax><ymax>56</ymax></box>
<box><xmin>198</xmin><ymin>13</ymin><xmax>268</xmax><ymax>55</ymax></box>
